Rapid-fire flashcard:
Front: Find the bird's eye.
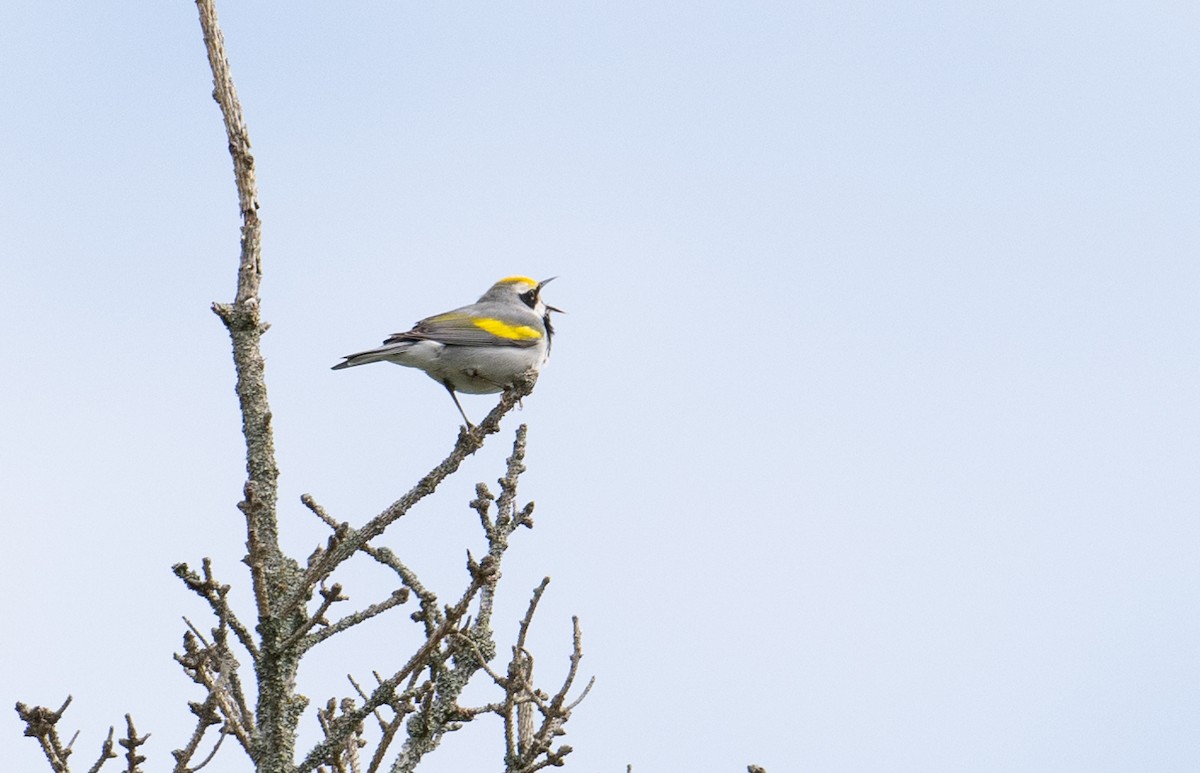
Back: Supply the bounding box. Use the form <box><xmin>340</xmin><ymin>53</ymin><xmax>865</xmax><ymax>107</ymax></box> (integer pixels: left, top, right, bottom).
<box><xmin>519</xmin><ymin>289</ymin><xmax>538</xmax><ymax>309</ymax></box>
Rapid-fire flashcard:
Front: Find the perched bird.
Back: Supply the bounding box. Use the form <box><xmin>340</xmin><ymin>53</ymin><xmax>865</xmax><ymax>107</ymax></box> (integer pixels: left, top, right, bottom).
<box><xmin>333</xmin><ymin>276</ymin><xmax>561</xmax><ymax>427</ymax></box>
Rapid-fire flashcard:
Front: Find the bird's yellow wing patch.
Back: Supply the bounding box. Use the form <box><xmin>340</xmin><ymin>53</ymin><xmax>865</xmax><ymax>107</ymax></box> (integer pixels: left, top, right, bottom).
<box><xmin>472</xmin><ymin>318</ymin><xmax>542</xmax><ymax>340</ymax></box>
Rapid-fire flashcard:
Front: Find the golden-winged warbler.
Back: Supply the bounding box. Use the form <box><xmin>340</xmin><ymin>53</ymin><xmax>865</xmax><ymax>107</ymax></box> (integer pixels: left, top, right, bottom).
<box><xmin>333</xmin><ymin>276</ymin><xmax>561</xmax><ymax>426</ymax></box>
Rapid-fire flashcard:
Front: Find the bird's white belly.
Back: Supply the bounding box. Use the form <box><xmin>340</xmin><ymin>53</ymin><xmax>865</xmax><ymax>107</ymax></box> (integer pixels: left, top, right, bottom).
<box><xmin>390</xmin><ymin>340</ymin><xmax>547</xmax><ymax>394</ymax></box>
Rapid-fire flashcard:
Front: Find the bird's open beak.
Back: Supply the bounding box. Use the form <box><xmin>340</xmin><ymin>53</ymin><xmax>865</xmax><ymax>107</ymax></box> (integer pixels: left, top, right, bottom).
<box><xmin>537</xmin><ymin>277</ymin><xmax>564</xmax><ymax>313</ymax></box>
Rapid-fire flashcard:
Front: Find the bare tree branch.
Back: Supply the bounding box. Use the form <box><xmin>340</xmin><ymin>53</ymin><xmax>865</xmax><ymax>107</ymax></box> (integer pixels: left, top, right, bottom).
<box><xmin>174</xmin><ymin>621</ymin><xmax>255</xmax><ymax>755</ymax></box>
<box><xmin>294</xmin><ymin>569</ymin><xmax>488</xmax><ymax>773</ymax></box>
<box><xmin>302</xmin><ymin>494</ymin><xmax>440</xmax><ymax>636</ymax></box>
<box><xmin>193</xmin><ymin>0</ymin><xmax>280</xmax><ymax>619</ymax></box>
<box><xmin>280</xmin><ymin>582</ymin><xmax>348</xmax><ymax>651</ymax></box>
<box><xmin>187</xmin><ymin>728</ymin><xmax>229</xmax><ymax>772</ymax></box>
<box><xmin>16</xmin><ymin>697</ymin><xmax>76</xmax><ymax>773</ymax></box>
<box><xmin>172</xmin><ymin>559</ymin><xmax>259</xmax><ymax>663</ymax></box>
<box><xmin>15</xmin><ymin>697</ymin><xmax>120</xmax><ymax>773</ymax></box>
<box><xmin>117</xmin><ymin>715</ymin><xmax>149</xmax><ymax>773</ymax></box>
<box><xmin>169</xmin><ymin>692</ymin><xmax>221</xmax><ymax>773</ymax></box>
<box><xmin>299</xmin><ymin>589</ymin><xmax>410</xmax><ymax>651</ymax></box>
<box><xmin>277</xmin><ymin>373</ymin><xmax>538</xmax><ymax>623</ymax></box>
<box><xmin>85</xmin><ymin>727</ymin><xmax>118</xmax><ymax>773</ymax></box>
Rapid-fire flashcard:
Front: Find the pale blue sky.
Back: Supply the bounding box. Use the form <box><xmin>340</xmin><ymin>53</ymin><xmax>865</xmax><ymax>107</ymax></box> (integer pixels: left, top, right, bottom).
<box><xmin>3</xmin><ymin>2</ymin><xmax>1198</xmax><ymax>771</ymax></box>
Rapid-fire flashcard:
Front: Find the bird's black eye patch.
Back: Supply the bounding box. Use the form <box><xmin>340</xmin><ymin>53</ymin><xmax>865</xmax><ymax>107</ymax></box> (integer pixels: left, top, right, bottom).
<box><xmin>519</xmin><ymin>289</ymin><xmax>538</xmax><ymax>308</ymax></box>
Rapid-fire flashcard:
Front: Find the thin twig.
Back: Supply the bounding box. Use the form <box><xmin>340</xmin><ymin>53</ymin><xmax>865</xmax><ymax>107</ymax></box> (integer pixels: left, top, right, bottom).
<box><xmin>175</xmin><ymin>621</ymin><xmax>254</xmax><ymax>754</ymax></box>
<box><xmin>279</xmin><ymin>582</ymin><xmax>347</xmax><ymax>651</ymax></box>
<box><xmin>172</xmin><ymin>560</ymin><xmax>259</xmax><ymax>663</ymax></box>
<box><xmin>346</xmin><ymin>675</ymin><xmax>388</xmax><ymax>731</ymax></box>
<box><xmin>301</xmin><ymin>494</ymin><xmax>440</xmax><ymax>634</ymax></box>
<box><xmin>300</xmin><ymin>590</ymin><xmax>409</xmax><ymax>651</ymax></box>
<box><xmin>85</xmin><ymin>727</ymin><xmax>117</xmax><ymax>773</ymax></box>
<box><xmin>515</xmin><ymin>578</ymin><xmax>550</xmax><ymax>655</ymax></box>
<box><xmin>189</xmin><ymin>730</ymin><xmax>229</xmax><ymax>772</ymax></box>
<box><xmin>15</xmin><ymin>697</ymin><xmax>102</xmax><ymax>773</ymax></box>
<box><xmin>118</xmin><ymin>715</ymin><xmax>149</xmax><ymax>773</ymax></box>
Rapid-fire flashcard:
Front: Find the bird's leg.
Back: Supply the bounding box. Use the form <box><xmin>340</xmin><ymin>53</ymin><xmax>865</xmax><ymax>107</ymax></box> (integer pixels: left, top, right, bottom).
<box><xmin>443</xmin><ymin>380</ymin><xmax>475</xmax><ymax>429</ymax></box>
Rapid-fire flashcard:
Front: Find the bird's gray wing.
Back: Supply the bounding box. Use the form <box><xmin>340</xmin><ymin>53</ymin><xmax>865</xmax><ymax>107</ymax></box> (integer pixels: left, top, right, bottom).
<box><xmin>385</xmin><ymin>311</ymin><xmax>544</xmax><ymax>348</ymax></box>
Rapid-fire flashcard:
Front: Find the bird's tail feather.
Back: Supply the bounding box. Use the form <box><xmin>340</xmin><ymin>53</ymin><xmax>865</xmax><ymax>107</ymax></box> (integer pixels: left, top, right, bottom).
<box><xmin>331</xmin><ymin>345</ymin><xmax>409</xmax><ymax>370</ymax></box>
